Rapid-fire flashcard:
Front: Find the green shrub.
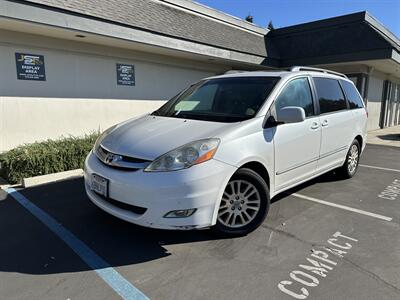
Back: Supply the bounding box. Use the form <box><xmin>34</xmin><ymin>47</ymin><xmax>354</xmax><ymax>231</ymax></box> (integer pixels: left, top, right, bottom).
<box><xmin>0</xmin><ymin>133</ymin><xmax>99</xmax><ymax>184</ymax></box>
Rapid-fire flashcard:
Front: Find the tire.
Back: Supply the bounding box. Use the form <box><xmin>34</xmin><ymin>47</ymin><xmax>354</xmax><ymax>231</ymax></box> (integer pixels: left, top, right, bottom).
<box><xmin>213</xmin><ymin>168</ymin><xmax>270</xmax><ymax>237</ymax></box>
<box><xmin>338</xmin><ymin>139</ymin><xmax>361</xmax><ymax>179</ymax></box>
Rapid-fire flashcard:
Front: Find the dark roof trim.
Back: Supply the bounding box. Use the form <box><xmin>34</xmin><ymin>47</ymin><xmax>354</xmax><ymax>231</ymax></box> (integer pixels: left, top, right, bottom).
<box><xmin>270</xmin><ymin>11</ymin><xmax>399</xmax><ymax>53</ymax></box>
<box><xmin>365</xmin><ymin>12</ymin><xmax>400</xmax><ymax>53</ymax></box>
<box><xmin>279</xmin><ymin>48</ymin><xmax>394</xmax><ymax>67</ymax></box>
<box><xmin>270</xmin><ymin>11</ymin><xmax>368</xmax><ymax>35</ymax></box>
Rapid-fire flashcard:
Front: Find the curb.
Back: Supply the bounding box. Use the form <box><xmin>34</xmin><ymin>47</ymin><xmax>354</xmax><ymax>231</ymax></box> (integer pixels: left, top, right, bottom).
<box><xmin>22</xmin><ymin>169</ymin><xmax>84</xmax><ymax>188</ymax></box>
<box><xmin>0</xmin><ymin>177</ymin><xmax>12</xmax><ymax>190</ymax></box>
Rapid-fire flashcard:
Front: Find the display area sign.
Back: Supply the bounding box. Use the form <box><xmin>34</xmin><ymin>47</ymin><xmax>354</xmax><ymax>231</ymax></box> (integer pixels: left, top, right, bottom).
<box><xmin>116</xmin><ymin>63</ymin><xmax>135</xmax><ymax>86</ymax></box>
<box><xmin>15</xmin><ymin>53</ymin><xmax>46</xmax><ymax>81</ymax></box>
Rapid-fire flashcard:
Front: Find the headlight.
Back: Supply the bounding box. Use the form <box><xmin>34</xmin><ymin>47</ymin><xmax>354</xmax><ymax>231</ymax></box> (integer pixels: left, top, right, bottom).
<box><xmin>144</xmin><ymin>138</ymin><xmax>220</xmax><ymax>172</ymax></box>
<box><xmin>93</xmin><ymin>124</ymin><xmax>117</xmax><ymax>151</ymax></box>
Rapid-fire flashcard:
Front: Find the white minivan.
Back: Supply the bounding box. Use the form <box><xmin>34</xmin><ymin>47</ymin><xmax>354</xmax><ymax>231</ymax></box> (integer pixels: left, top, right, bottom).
<box><xmin>84</xmin><ymin>67</ymin><xmax>367</xmax><ymax>236</ymax></box>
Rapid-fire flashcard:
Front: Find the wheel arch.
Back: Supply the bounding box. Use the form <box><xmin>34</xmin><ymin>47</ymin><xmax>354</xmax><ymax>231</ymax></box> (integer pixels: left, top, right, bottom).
<box><xmin>239</xmin><ymin>161</ymin><xmax>270</xmax><ymax>189</ymax></box>
<box><xmin>210</xmin><ymin>159</ymin><xmax>272</xmax><ymax>226</ymax></box>
<box><xmin>354</xmin><ymin>135</ymin><xmax>363</xmax><ymax>149</ymax></box>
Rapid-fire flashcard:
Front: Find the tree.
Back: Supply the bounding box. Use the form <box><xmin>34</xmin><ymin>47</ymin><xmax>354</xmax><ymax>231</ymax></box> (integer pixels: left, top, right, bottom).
<box><xmin>245</xmin><ymin>14</ymin><xmax>253</xmax><ymax>23</ymax></box>
<box><xmin>267</xmin><ymin>20</ymin><xmax>275</xmax><ymax>30</ymax></box>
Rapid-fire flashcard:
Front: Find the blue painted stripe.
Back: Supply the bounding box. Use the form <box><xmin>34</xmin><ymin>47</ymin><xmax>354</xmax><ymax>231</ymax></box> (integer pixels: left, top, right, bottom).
<box><xmin>5</xmin><ymin>187</ymin><xmax>149</xmax><ymax>300</ymax></box>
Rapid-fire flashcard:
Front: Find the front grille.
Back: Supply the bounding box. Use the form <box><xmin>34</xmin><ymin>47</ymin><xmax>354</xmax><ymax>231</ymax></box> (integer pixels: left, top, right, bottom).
<box><xmin>95</xmin><ymin>192</ymin><xmax>147</xmax><ymax>215</ymax></box>
<box><xmin>95</xmin><ymin>145</ymin><xmax>151</xmax><ymax>170</ymax></box>
<box><xmin>99</xmin><ymin>146</ymin><xmax>149</xmax><ymax>163</ymax></box>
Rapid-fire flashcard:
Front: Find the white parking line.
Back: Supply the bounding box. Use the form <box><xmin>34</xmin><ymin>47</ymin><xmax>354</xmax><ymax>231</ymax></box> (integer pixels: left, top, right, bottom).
<box><xmin>5</xmin><ymin>188</ymin><xmax>149</xmax><ymax>300</ymax></box>
<box><xmin>359</xmin><ymin>164</ymin><xmax>400</xmax><ymax>173</ymax></box>
<box><xmin>292</xmin><ymin>193</ymin><xmax>393</xmax><ymax>222</ymax></box>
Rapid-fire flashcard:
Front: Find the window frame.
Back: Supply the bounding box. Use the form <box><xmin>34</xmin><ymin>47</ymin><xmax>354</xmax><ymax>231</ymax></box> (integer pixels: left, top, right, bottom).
<box><xmin>311</xmin><ymin>76</ymin><xmax>349</xmax><ymax>116</ymax></box>
<box><xmin>273</xmin><ymin>76</ymin><xmax>318</xmax><ymax>120</ymax></box>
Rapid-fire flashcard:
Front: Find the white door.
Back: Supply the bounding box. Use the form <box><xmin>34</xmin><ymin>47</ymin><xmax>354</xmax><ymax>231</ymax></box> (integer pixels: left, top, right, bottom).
<box><xmin>312</xmin><ymin>77</ymin><xmax>354</xmax><ymax>173</ymax></box>
<box><xmin>272</xmin><ymin>77</ymin><xmax>321</xmax><ymax>192</ymax></box>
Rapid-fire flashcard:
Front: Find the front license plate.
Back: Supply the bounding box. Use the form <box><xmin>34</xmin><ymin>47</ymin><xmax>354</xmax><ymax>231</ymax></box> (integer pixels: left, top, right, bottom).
<box><xmin>91</xmin><ymin>174</ymin><xmax>109</xmax><ymax>197</ymax></box>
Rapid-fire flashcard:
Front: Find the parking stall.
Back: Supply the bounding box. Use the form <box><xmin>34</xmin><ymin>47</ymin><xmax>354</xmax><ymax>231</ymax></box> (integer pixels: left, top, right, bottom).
<box><xmin>1</xmin><ymin>144</ymin><xmax>400</xmax><ymax>300</ymax></box>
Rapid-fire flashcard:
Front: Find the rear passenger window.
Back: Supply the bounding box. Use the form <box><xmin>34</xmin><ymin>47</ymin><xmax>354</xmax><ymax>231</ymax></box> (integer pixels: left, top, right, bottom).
<box><xmin>275</xmin><ymin>77</ymin><xmax>314</xmax><ymax>117</ymax></box>
<box><xmin>314</xmin><ymin>78</ymin><xmax>347</xmax><ymax>114</ymax></box>
<box><xmin>340</xmin><ymin>80</ymin><xmax>364</xmax><ymax>109</ymax></box>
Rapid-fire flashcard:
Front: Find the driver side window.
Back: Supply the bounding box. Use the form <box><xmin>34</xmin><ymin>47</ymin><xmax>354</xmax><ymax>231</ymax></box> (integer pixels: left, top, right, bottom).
<box><xmin>275</xmin><ymin>77</ymin><xmax>314</xmax><ymax>117</ymax></box>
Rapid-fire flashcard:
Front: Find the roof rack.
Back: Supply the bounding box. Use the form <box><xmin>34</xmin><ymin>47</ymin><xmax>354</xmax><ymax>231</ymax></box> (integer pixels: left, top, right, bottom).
<box><xmin>224</xmin><ymin>70</ymin><xmax>248</xmax><ymax>74</ymax></box>
<box><xmin>290</xmin><ymin>66</ymin><xmax>347</xmax><ymax>78</ymax></box>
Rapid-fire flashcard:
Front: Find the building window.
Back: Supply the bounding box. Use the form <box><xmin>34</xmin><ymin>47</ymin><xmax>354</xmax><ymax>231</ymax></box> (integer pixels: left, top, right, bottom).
<box><xmin>381</xmin><ymin>81</ymin><xmax>400</xmax><ymax>128</ymax></box>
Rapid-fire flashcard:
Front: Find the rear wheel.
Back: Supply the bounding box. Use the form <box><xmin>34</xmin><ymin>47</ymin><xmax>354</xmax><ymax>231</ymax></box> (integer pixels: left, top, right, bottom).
<box><xmin>339</xmin><ymin>139</ymin><xmax>360</xmax><ymax>178</ymax></box>
<box><xmin>213</xmin><ymin>168</ymin><xmax>269</xmax><ymax>236</ymax></box>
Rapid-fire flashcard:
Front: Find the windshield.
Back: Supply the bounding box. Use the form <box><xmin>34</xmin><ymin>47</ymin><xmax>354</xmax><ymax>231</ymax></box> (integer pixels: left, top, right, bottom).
<box><xmin>153</xmin><ymin>77</ymin><xmax>280</xmax><ymax>122</ymax></box>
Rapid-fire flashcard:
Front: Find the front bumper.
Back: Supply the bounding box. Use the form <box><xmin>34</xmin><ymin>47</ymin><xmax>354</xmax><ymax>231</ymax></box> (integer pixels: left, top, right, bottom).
<box><xmin>84</xmin><ymin>151</ymin><xmax>236</xmax><ymax>230</ymax></box>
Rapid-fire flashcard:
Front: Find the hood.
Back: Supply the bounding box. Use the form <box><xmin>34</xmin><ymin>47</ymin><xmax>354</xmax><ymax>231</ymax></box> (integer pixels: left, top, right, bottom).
<box><xmin>100</xmin><ymin>115</ymin><xmax>232</xmax><ymax>160</ymax></box>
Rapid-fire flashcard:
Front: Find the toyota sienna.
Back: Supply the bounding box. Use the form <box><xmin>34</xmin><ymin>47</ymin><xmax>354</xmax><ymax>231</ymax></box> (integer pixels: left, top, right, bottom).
<box><xmin>84</xmin><ymin>66</ymin><xmax>367</xmax><ymax>236</ymax></box>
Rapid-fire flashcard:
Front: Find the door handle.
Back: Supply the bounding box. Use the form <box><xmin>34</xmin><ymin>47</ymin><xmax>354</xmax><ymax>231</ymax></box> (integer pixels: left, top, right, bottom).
<box><xmin>322</xmin><ymin>120</ymin><xmax>329</xmax><ymax>127</ymax></box>
<box><xmin>311</xmin><ymin>122</ymin><xmax>319</xmax><ymax>129</ymax></box>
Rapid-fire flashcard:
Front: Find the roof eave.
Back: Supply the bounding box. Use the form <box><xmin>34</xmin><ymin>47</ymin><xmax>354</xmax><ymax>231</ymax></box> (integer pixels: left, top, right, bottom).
<box><xmin>364</xmin><ymin>12</ymin><xmax>400</xmax><ymax>53</ymax></box>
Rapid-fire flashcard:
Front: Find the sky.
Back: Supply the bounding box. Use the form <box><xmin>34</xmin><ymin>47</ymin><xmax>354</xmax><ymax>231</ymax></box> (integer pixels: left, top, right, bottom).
<box><xmin>195</xmin><ymin>0</ymin><xmax>400</xmax><ymax>37</ymax></box>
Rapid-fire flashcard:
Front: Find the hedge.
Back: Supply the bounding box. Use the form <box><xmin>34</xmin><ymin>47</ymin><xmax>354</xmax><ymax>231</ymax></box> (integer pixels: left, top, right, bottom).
<box><xmin>0</xmin><ymin>133</ymin><xmax>99</xmax><ymax>184</ymax></box>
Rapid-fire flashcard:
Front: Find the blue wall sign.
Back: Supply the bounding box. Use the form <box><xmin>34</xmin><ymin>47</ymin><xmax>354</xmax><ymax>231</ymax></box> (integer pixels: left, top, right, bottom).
<box><xmin>116</xmin><ymin>63</ymin><xmax>135</xmax><ymax>86</ymax></box>
<box><xmin>15</xmin><ymin>52</ymin><xmax>46</xmax><ymax>81</ymax></box>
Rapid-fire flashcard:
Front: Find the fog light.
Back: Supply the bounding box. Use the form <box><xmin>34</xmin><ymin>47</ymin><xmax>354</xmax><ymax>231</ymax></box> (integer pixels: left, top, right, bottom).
<box><xmin>164</xmin><ymin>209</ymin><xmax>197</xmax><ymax>218</ymax></box>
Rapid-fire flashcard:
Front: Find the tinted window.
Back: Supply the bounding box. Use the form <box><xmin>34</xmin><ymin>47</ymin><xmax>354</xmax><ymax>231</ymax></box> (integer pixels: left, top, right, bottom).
<box><xmin>314</xmin><ymin>78</ymin><xmax>347</xmax><ymax>114</ymax></box>
<box><xmin>154</xmin><ymin>77</ymin><xmax>279</xmax><ymax>122</ymax></box>
<box><xmin>341</xmin><ymin>80</ymin><xmax>364</xmax><ymax>109</ymax></box>
<box><xmin>275</xmin><ymin>77</ymin><xmax>314</xmax><ymax>117</ymax></box>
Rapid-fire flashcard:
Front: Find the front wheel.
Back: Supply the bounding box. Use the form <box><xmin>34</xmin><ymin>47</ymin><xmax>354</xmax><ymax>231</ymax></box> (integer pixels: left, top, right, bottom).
<box><xmin>213</xmin><ymin>168</ymin><xmax>270</xmax><ymax>237</ymax></box>
<box><xmin>338</xmin><ymin>139</ymin><xmax>360</xmax><ymax>179</ymax></box>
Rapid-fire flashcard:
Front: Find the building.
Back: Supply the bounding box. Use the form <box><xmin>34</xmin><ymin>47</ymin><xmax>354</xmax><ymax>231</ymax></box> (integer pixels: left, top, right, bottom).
<box><xmin>0</xmin><ymin>0</ymin><xmax>399</xmax><ymax>152</ymax></box>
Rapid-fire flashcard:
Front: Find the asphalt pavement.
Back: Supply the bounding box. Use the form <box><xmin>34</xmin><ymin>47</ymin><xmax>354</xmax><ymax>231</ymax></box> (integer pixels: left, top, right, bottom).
<box><xmin>0</xmin><ymin>144</ymin><xmax>399</xmax><ymax>300</ymax></box>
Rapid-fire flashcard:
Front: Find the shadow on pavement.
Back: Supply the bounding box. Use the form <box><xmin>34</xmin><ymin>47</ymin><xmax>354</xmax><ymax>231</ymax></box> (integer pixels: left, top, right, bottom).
<box><xmin>377</xmin><ymin>133</ymin><xmax>400</xmax><ymax>141</ymax></box>
<box><xmin>0</xmin><ymin>167</ymin><xmax>354</xmax><ymax>276</ymax></box>
<box><xmin>272</xmin><ymin>170</ymin><xmax>345</xmax><ymax>203</ymax></box>
<box><xmin>0</xmin><ymin>178</ymin><xmax>227</xmax><ymax>275</ymax></box>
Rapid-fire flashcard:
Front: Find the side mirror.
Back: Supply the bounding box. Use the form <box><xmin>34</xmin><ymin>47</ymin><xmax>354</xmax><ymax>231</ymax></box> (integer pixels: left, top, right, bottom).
<box><xmin>276</xmin><ymin>106</ymin><xmax>306</xmax><ymax>124</ymax></box>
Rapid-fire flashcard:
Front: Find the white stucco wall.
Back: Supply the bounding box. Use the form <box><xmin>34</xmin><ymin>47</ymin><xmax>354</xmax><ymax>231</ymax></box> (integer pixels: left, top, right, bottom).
<box><xmin>0</xmin><ymin>29</ymin><xmax>226</xmax><ymax>152</ymax></box>
<box><xmin>0</xmin><ymin>97</ymin><xmax>166</xmax><ymax>152</ymax></box>
<box><xmin>0</xmin><ymin>42</ymin><xmax>215</xmax><ymax>99</ymax></box>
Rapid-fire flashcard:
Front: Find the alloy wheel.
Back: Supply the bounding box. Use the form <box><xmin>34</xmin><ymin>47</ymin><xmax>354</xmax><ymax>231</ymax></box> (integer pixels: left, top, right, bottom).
<box><xmin>347</xmin><ymin>144</ymin><xmax>359</xmax><ymax>174</ymax></box>
<box><xmin>217</xmin><ymin>180</ymin><xmax>261</xmax><ymax>228</ymax></box>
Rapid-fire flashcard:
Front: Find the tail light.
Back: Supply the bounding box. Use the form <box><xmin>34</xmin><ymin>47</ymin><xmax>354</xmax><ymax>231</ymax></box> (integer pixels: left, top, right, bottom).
<box><xmin>365</xmin><ymin>107</ymin><xmax>368</xmax><ymax>118</ymax></box>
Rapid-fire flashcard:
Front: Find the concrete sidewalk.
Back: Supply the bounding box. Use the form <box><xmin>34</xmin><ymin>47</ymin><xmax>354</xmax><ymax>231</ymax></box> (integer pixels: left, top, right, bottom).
<box><xmin>367</xmin><ymin>125</ymin><xmax>400</xmax><ymax>147</ymax></box>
